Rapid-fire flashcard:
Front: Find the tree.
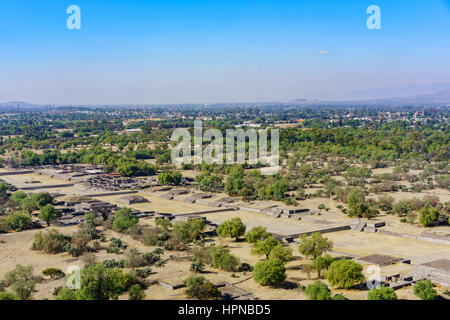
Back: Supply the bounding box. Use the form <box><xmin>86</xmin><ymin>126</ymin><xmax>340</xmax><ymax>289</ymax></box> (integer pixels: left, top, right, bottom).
<box><xmin>326</xmin><ymin>259</ymin><xmax>365</xmax><ymax>289</ymax></box>
<box><xmin>158</xmin><ymin>172</ymin><xmax>182</xmax><ymax>186</ymax></box>
<box><xmin>0</xmin><ymin>183</ymin><xmax>8</xmax><ymax>199</ymax></box>
<box><xmin>312</xmin><ymin>254</ymin><xmax>336</xmax><ymax>277</ymax></box>
<box><xmin>20</xmin><ymin>197</ymin><xmax>37</xmax><ymax>214</ymax></box>
<box><xmin>305</xmin><ymin>281</ymin><xmax>332</xmax><ymax>300</ymax></box>
<box><xmin>298</xmin><ymin>232</ymin><xmax>333</xmax><ymax>260</ymax></box>
<box><xmin>77</xmin><ymin>263</ymin><xmax>133</xmax><ymax>300</ymax></box>
<box><xmin>30</xmin><ymin>192</ymin><xmax>53</xmax><ymax>209</ymax></box>
<box><xmin>216</xmin><ymin>217</ymin><xmax>246</xmax><ymax>241</ymax></box>
<box><xmin>11</xmin><ymin>191</ymin><xmax>27</xmax><ymax>205</ymax></box>
<box><xmin>347</xmin><ymin>187</ymin><xmax>365</xmax><ymax>208</ymax></box>
<box><xmin>268</xmin><ymin>245</ymin><xmax>293</xmax><ymax>264</ymax></box>
<box><xmin>173</xmin><ymin>218</ymin><xmax>205</xmax><ymax>244</ymax></box>
<box><xmin>112</xmin><ymin>208</ymin><xmax>138</xmax><ymax>232</ymax></box>
<box><xmin>38</xmin><ymin>204</ymin><xmax>60</xmax><ymax>226</ymax></box>
<box><xmin>413</xmin><ymin>279</ymin><xmax>437</xmax><ymax>300</ymax></box>
<box><xmin>245</xmin><ymin>226</ymin><xmax>270</xmax><ymax>244</ymax></box>
<box><xmin>253</xmin><ymin>259</ymin><xmax>286</xmax><ymax>286</ymax></box>
<box><xmin>251</xmin><ymin>236</ymin><xmax>281</xmax><ymax>259</ymax></box>
<box><xmin>155</xmin><ymin>218</ymin><xmax>172</xmax><ymax>230</ymax></box>
<box><xmin>419</xmin><ymin>207</ymin><xmax>439</xmax><ymax>227</ymax></box>
<box><xmin>128</xmin><ymin>284</ymin><xmax>145</xmax><ymax>300</ymax></box>
<box><xmin>367</xmin><ymin>286</ymin><xmax>397</xmax><ymax>300</ymax></box>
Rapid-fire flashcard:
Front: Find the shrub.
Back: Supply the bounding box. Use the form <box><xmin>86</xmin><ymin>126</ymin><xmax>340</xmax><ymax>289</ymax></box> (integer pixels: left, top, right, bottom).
<box><xmin>103</xmin><ymin>259</ymin><xmax>125</xmax><ymax>269</ymax></box>
<box><xmin>238</xmin><ymin>263</ymin><xmax>253</xmax><ymax>272</ymax></box>
<box><xmin>173</xmin><ymin>218</ymin><xmax>205</xmax><ymax>244</ymax></box>
<box><xmin>210</xmin><ymin>246</ymin><xmax>240</xmax><ymax>272</ymax></box>
<box><xmin>377</xmin><ymin>195</ymin><xmax>394</xmax><ymax>211</ymax></box>
<box><xmin>0</xmin><ymin>291</ymin><xmax>17</xmax><ymax>300</ymax></box>
<box><xmin>112</xmin><ymin>208</ymin><xmax>138</xmax><ymax>232</ymax></box>
<box><xmin>3</xmin><ymin>212</ymin><xmax>33</xmax><ymax>231</ymax></box>
<box><xmin>42</xmin><ymin>268</ymin><xmax>65</xmax><ymax>280</ymax></box>
<box><xmin>332</xmin><ymin>293</ymin><xmax>347</xmax><ymax>300</ymax></box>
<box><xmin>326</xmin><ymin>259</ymin><xmax>365</xmax><ymax>289</ymax></box>
<box><xmin>184</xmin><ymin>275</ymin><xmax>221</xmax><ymax>300</ymax></box>
<box><xmin>367</xmin><ymin>286</ymin><xmax>397</xmax><ymax>300</ymax></box>
<box><xmin>106</xmin><ymin>237</ymin><xmax>127</xmax><ymax>254</ymax></box>
<box><xmin>4</xmin><ymin>265</ymin><xmax>34</xmax><ymax>286</ymax></box>
<box><xmin>134</xmin><ymin>268</ymin><xmax>153</xmax><ymax>279</ymax></box>
<box><xmin>32</xmin><ymin>229</ymin><xmax>70</xmax><ymax>254</ymax></box>
<box><xmin>66</xmin><ymin>231</ymin><xmax>92</xmax><ymax>257</ymax></box>
<box><xmin>253</xmin><ymin>259</ymin><xmax>286</xmax><ymax>286</ymax></box>
<box><xmin>124</xmin><ymin>249</ymin><xmax>146</xmax><ymax>268</ymax></box>
<box><xmin>419</xmin><ymin>207</ymin><xmax>439</xmax><ymax>227</ymax></box>
<box><xmin>54</xmin><ymin>287</ymin><xmax>78</xmax><ymax>300</ymax></box>
<box><xmin>128</xmin><ymin>284</ymin><xmax>145</xmax><ymax>300</ymax></box>
<box><xmin>305</xmin><ymin>281</ymin><xmax>332</xmax><ymax>300</ymax></box>
<box><xmin>11</xmin><ymin>280</ymin><xmax>36</xmax><ymax>300</ymax></box>
<box><xmin>81</xmin><ymin>252</ymin><xmax>97</xmax><ymax>267</ymax></box>
<box><xmin>413</xmin><ymin>279</ymin><xmax>437</xmax><ymax>300</ymax></box>
<box><xmin>190</xmin><ymin>261</ymin><xmax>205</xmax><ymax>273</ymax></box>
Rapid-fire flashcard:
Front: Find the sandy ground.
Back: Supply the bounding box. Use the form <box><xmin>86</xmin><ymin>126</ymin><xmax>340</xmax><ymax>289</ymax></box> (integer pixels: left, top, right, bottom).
<box><xmin>1</xmin><ymin>167</ymin><xmax>449</xmax><ymax>300</ymax></box>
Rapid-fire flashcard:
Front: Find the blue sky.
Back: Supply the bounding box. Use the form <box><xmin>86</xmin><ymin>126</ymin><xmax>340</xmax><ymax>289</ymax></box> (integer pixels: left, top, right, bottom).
<box><xmin>0</xmin><ymin>0</ymin><xmax>449</xmax><ymax>104</ymax></box>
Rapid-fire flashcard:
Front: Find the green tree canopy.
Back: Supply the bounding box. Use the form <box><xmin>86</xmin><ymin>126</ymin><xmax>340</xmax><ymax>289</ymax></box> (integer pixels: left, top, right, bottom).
<box><xmin>216</xmin><ymin>217</ymin><xmax>246</xmax><ymax>241</ymax></box>
<box><xmin>253</xmin><ymin>259</ymin><xmax>286</xmax><ymax>286</ymax></box>
<box><xmin>326</xmin><ymin>259</ymin><xmax>365</xmax><ymax>289</ymax></box>
<box><xmin>298</xmin><ymin>232</ymin><xmax>333</xmax><ymax>259</ymax></box>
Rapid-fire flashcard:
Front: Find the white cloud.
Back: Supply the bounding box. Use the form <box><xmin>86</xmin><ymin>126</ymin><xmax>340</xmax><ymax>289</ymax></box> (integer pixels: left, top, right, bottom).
<box><xmin>317</xmin><ymin>50</ymin><xmax>329</xmax><ymax>55</ymax></box>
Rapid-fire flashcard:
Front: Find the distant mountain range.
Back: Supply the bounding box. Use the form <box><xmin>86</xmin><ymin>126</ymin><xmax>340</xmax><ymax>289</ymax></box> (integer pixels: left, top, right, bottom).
<box><xmin>291</xmin><ymin>88</ymin><xmax>450</xmax><ymax>106</ymax></box>
<box><xmin>2</xmin><ymin>88</ymin><xmax>450</xmax><ymax>109</ymax></box>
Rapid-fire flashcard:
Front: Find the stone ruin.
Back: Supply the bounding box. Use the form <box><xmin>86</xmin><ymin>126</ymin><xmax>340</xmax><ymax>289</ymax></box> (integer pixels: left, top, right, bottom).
<box><xmin>410</xmin><ymin>259</ymin><xmax>450</xmax><ymax>288</ymax></box>
<box><xmin>118</xmin><ymin>195</ymin><xmax>150</xmax><ymax>205</ymax></box>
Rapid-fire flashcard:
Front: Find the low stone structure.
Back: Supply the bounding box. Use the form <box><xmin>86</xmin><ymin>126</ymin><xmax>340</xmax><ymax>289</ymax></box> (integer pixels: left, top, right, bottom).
<box><xmin>356</xmin><ymin>254</ymin><xmax>403</xmax><ymax>266</ymax></box>
<box><xmin>182</xmin><ymin>193</ymin><xmax>212</xmax><ymax>204</ymax></box>
<box><xmin>159</xmin><ymin>189</ymin><xmax>189</xmax><ymax>200</ymax></box>
<box><xmin>118</xmin><ymin>195</ymin><xmax>150</xmax><ymax>204</ymax></box>
<box><xmin>216</xmin><ymin>283</ymin><xmax>256</xmax><ymax>300</ymax></box>
<box><xmin>74</xmin><ymin>201</ymin><xmax>118</xmax><ymax>217</ymax></box>
<box><xmin>411</xmin><ymin>259</ymin><xmax>450</xmax><ymax>288</ymax></box>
